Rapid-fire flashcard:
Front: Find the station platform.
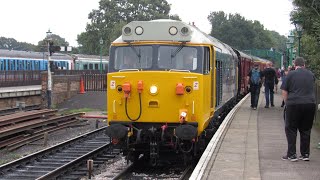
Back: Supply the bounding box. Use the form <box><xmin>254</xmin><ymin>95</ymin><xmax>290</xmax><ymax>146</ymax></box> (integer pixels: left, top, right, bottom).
<box><xmin>0</xmin><ymin>85</ymin><xmax>41</xmax><ymax>98</ymax></box>
<box><xmin>191</xmin><ymin>91</ymin><xmax>320</xmax><ymax>180</ymax></box>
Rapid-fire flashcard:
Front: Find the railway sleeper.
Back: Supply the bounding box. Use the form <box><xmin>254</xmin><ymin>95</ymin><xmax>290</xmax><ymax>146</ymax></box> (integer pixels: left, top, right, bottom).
<box><xmin>14</xmin><ymin>169</ymin><xmax>50</xmax><ymax>175</ymax></box>
<box><xmin>24</xmin><ymin>165</ymin><xmax>57</xmax><ymax>171</ymax></box>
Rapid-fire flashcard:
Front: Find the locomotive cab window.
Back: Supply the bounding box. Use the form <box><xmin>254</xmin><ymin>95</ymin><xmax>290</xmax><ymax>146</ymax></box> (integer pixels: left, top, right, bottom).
<box><xmin>114</xmin><ymin>46</ymin><xmax>152</xmax><ymax>70</ymax></box>
<box><xmin>158</xmin><ymin>46</ymin><xmax>198</xmax><ymax>71</ymax></box>
<box><xmin>109</xmin><ymin>45</ymin><xmax>204</xmax><ymax>73</ymax></box>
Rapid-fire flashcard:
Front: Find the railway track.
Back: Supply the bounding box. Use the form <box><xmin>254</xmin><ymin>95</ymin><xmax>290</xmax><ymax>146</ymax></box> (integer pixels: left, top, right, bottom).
<box><xmin>0</xmin><ymin>110</ymin><xmax>85</xmax><ymax>150</ymax></box>
<box><xmin>0</xmin><ymin>127</ymin><xmax>119</xmax><ymax>180</ymax></box>
<box><xmin>112</xmin><ymin>159</ymin><xmax>193</xmax><ymax>180</ymax></box>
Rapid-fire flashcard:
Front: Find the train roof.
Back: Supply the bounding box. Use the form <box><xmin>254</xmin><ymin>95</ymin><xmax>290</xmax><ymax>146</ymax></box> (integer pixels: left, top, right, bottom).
<box><xmin>113</xmin><ymin>19</ymin><xmax>237</xmax><ymax>57</ymax></box>
<box><xmin>238</xmin><ymin>50</ymin><xmax>253</xmax><ymax>60</ymax></box>
<box><xmin>251</xmin><ymin>55</ymin><xmax>271</xmax><ymax>63</ymax></box>
<box><xmin>0</xmin><ymin>49</ymin><xmax>73</xmax><ymax>60</ymax></box>
<box><xmin>72</xmin><ymin>54</ymin><xmax>109</xmax><ymax>61</ymax></box>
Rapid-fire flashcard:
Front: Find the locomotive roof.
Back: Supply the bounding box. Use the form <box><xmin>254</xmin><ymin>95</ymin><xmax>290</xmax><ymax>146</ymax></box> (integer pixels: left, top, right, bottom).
<box><xmin>113</xmin><ymin>19</ymin><xmax>224</xmax><ymax>45</ymax></box>
<box><xmin>0</xmin><ymin>49</ymin><xmax>73</xmax><ymax>60</ymax></box>
<box><xmin>113</xmin><ymin>19</ymin><xmax>237</xmax><ymax>57</ymax></box>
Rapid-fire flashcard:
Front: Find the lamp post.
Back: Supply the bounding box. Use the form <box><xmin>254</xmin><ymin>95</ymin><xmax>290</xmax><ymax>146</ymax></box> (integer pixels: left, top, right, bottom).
<box><xmin>287</xmin><ymin>32</ymin><xmax>295</xmax><ymax>66</ymax></box>
<box><xmin>46</xmin><ymin>29</ymin><xmax>53</xmax><ymax>108</ymax></box>
<box><xmin>286</xmin><ymin>41</ymin><xmax>292</xmax><ymax>68</ymax></box>
<box><xmin>293</xmin><ymin>20</ymin><xmax>303</xmax><ymax>57</ymax></box>
<box><xmin>99</xmin><ymin>37</ymin><xmax>103</xmax><ymax>73</ymax></box>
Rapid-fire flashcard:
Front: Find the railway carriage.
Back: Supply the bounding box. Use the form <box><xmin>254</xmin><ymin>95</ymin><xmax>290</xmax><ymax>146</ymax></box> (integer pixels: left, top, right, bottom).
<box><xmin>106</xmin><ymin>20</ymin><xmax>248</xmax><ymax>164</ymax></box>
<box><xmin>0</xmin><ymin>49</ymin><xmax>73</xmax><ymax>71</ymax></box>
<box><xmin>73</xmin><ymin>54</ymin><xmax>109</xmax><ymax>71</ymax></box>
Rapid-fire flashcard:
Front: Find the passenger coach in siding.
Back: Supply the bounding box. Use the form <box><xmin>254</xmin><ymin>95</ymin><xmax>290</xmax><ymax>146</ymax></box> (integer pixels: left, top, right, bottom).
<box><xmin>106</xmin><ymin>19</ymin><xmax>268</xmax><ymax>165</ymax></box>
<box><xmin>0</xmin><ymin>49</ymin><xmax>73</xmax><ymax>71</ymax></box>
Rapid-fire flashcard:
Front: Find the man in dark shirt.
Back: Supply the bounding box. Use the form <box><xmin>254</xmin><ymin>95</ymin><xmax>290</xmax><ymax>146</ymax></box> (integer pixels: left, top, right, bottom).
<box><xmin>281</xmin><ymin>57</ymin><xmax>316</xmax><ymax>161</ymax></box>
<box><xmin>262</xmin><ymin>62</ymin><xmax>278</xmax><ymax>108</ymax></box>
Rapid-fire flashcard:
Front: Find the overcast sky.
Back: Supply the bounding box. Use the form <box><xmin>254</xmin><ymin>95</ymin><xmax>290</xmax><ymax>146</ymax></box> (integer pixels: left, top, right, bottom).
<box><xmin>0</xmin><ymin>0</ymin><xmax>294</xmax><ymax>47</ymax></box>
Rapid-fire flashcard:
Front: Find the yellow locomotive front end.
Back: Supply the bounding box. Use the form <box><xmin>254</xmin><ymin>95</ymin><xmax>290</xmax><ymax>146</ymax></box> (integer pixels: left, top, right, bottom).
<box><xmin>106</xmin><ymin>20</ymin><xmax>215</xmax><ymax>164</ymax></box>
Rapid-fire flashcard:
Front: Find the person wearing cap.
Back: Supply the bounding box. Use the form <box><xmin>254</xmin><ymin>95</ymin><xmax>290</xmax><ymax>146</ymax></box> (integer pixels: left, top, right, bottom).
<box><xmin>247</xmin><ymin>63</ymin><xmax>263</xmax><ymax>110</ymax></box>
<box><xmin>281</xmin><ymin>57</ymin><xmax>316</xmax><ymax>161</ymax></box>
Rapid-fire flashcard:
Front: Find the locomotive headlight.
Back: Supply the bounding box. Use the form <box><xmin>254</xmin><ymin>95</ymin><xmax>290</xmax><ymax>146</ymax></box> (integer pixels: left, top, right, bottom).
<box><xmin>150</xmin><ymin>85</ymin><xmax>158</xmax><ymax>95</ymax></box>
<box><xmin>181</xmin><ymin>27</ymin><xmax>189</xmax><ymax>36</ymax></box>
<box><xmin>135</xmin><ymin>26</ymin><xmax>144</xmax><ymax>35</ymax></box>
<box><xmin>123</xmin><ymin>27</ymin><xmax>132</xmax><ymax>35</ymax></box>
<box><xmin>169</xmin><ymin>26</ymin><xmax>178</xmax><ymax>35</ymax></box>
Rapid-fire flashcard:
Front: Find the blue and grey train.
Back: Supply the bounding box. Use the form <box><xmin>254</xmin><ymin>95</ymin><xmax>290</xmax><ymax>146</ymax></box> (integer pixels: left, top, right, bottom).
<box><xmin>0</xmin><ymin>49</ymin><xmax>73</xmax><ymax>71</ymax></box>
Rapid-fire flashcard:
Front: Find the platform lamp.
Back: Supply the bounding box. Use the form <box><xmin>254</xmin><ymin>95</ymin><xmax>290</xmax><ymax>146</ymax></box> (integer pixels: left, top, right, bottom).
<box><xmin>46</xmin><ymin>29</ymin><xmax>53</xmax><ymax>108</ymax></box>
<box><xmin>293</xmin><ymin>20</ymin><xmax>303</xmax><ymax>56</ymax></box>
<box><xmin>287</xmin><ymin>32</ymin><xmax>295</xmax><ymax>66</ymax></box>
<box><xmin>286</xmin><ymin>41</ymin><xmax>292</xmax><ymax>68</ymax></box>
<box><xmin>99</xmin><ymin>37</ymin><xmax>103</xmax><ymax>73</ymax></box>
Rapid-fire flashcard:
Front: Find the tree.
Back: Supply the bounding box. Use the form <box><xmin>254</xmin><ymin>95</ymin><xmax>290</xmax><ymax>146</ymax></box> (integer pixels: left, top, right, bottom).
<box><xmin>77</xmin><ymin>0</ymin><xmax>180</xmax><ymax>55</ymax></box>
<box><xmin>0</xmin><ymin>37</ymin><xmax>36</xmax><ymax>51</ymax></box>
<box><xmin>35</xmin><ymin>34</ymin><xmax>70</xmax><ymax>52</ymax></box>
<box><xmin>207</xmin><ymin>11</ymin><xmax>286</xmax><ymax>52</ymax></box>
<box><xmin>291</xmin><ymin>0</ymin><xmax>320</xmax><ymax>78</ymax></box>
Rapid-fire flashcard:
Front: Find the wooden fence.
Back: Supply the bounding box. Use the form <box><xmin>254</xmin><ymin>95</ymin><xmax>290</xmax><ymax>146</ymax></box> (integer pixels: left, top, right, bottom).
<box><xmin>83</xmin><ymin>74</ymin><xmax>107</xmax><ymax>91</ymax></box>
<box><xmin>0</xmin><ymin>71</ymin><xmax>41</xmax><ymax>87</ymax></box>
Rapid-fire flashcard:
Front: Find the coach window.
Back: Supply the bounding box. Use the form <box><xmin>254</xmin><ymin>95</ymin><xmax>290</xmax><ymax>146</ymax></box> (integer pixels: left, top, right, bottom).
<box><xmin>95</xmin><ymin>64</ymin><xmax>99</xmax><ymax>70</ymax></box>
<box><xmin>19</xmin><ymin>61</ymin><xmax>22</xmax><ymax>70</ymax></box>
<box><xmin>89</xmin><ymin>63</ymin><xmax>93</xmax><ymax>70</ymax></box>
<box><xmin>27</xmin><ymin>61</ymin><xmax>31</xmax><ymax>70</ymax></box>
<box><xmin>35</xmin><ymin>62</ymin><xmax>39</xmax><ymax>70</ymax></box>
<box><xmin>8</xmin><ymin>60</ymin><xmax>11</xmax><ymax>70</ymax></box>
<box><xmin>84</xmin><ymin>64</ymin><xmax>88</xmax><ymax>70</ymax></box>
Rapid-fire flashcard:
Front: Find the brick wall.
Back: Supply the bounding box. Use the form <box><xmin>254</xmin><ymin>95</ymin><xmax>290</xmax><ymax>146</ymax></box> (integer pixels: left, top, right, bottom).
<box><xmin>0</xmin><ymin>96</ymin><xmax>42</xmax><ymax>110</ymax></box>
<box><xmin>42</xmin><ymin>72</ymin><xmax>81</xmax><ymax>108</ymax></box>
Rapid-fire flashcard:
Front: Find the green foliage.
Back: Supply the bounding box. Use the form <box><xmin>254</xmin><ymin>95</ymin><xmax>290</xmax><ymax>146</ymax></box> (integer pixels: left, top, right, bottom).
<box><xmin>301</xmin><ymin>34</ymin><xmax>320</xmax><ymax>77</ymax></box>
<box><xmin>207</xmin><ymin>11</ymin><xmax>287</xmax><ymax>52</ymax></box>
<box><xmin>0</xmin><ymin>34</ymin><xmax>72</xmax><ymax>53</ymax></box>
<box><xmin>291</xmin><ymin>0</ymin><xmax>320</xmax><ymax>78</ymax></box>
<box><xmin>77</xmin><ymin>0</ymin><xmax>180</xmax><ymax>55</ymax></box>
<box><xmin>35</xmin><ymin>34</ymin><xmax>70</xmax><ymax>52</ymax></box>
<box><xmin>0</xmin><ymin>37</ymin><xmax>37</xmax><ymax>51</ymax></box>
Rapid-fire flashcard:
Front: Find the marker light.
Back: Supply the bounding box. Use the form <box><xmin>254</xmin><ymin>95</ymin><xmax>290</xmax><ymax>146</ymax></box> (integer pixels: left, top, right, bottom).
<box><xmin>181</xmin><ymin>27</ymin><xmax>189</xmax><ymax>35</ymax></box>
<box><xmin>135</xmin><ymin>26</ymin><xmax>144</xmax><ymax>35</ymax></box>
<box><xmin>169</xmin><ymin>26</ymin><xmax>178</xmax><ymax>35</ymax></box>
<box><xmin>150</xmin><ymin>85</ymin><xmax>158</xmax><ymax>95</ymax></box>
<box><xmin>124</xmin><ymin>27</ymin><xmax>132</xmax><ymax>35</ymax></box>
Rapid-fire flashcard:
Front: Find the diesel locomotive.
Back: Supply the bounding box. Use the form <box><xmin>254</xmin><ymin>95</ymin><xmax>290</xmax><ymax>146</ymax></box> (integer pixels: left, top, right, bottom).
<box><xmin>106</xmin><ymin>19</ymin><xmax>270</xmax><ymax>165</ymax></box>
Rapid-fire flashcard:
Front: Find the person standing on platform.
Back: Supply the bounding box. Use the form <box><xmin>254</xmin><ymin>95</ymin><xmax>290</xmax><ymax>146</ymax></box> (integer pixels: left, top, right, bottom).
<box><xmin>281</xmin><ymin>57</ymin><xmax>316</xmax><ymax>161</ymax></box>
<box><xmin>247</xmin><ymin>63</ymin><xmax>263</xmax><ymax>110</ymax></box>
<box><xmin>262</xmin><ymin>62</ymin><xmax>278</xmax><ymax>108</ymax></box>
<box><xmin>280</xmin><ymin>69</ymin><xmax>289</xmax><ymax>107</ymax></box>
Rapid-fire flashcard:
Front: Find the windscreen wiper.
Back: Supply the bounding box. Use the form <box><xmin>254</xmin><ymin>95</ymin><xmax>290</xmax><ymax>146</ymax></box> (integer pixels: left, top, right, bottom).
<box><xmin>128</xmin><ymin>42</ymin><xmax>141</xmax><ymax>59</ymax></box>
<box><xmin>171</xmin><ymin>42</ymin><xmax>186</xmax><ymax>58</ymax></box>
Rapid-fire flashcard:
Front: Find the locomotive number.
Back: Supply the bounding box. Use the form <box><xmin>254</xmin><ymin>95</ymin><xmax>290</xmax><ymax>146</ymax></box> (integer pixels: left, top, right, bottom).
<box><xmin>110</xmin><ymin>80</ymin><xmax>116</xmax><ymax>89</ymax></box>
<box><xmin>193</xmin><ymin>81</ymin><xmax>199</xmax><ymax>90</ymax></box>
